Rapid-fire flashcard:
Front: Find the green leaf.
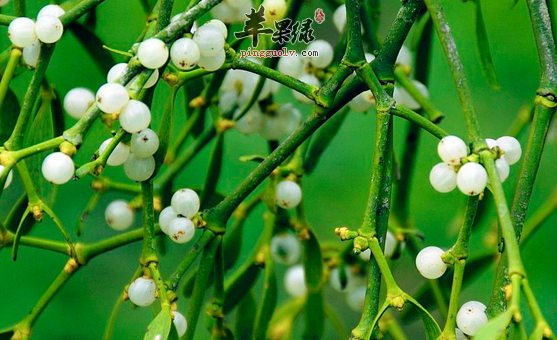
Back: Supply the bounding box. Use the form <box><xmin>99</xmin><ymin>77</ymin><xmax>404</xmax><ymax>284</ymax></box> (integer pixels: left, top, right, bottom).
<box><xmin>239</xmin><ymin>154</ymin><xmax>266</xmax><ymax>163</ymax></box>
<box><xmin>0</xmin><ymin>88</ymin><xmax>20</xmax><ymax>145</ymax></box>
<box><xmin>473</xmin><ymin>309</ymin><xmax>513</xmax><ymax>339</ymax></box>
<box><xmin>253</xmin><ymin>252</ymin><xmax>278</xmax><ymax>340</ymax></box>
<box><xmin>11</xmin><ymin>207</ymin><xmax>32</xmax><ymax>261</ymax></box>
<box><xmin>474</xmin><ymin>0</ymin><xmax>500</xmax><ymax>90</ymax></box>
<box><xmin>50</xmin><ymin>88</ymin><xmax>65</xmax><ymax>137</ymax></box>
<box><xmin>303</xmin><ymin>108</ymin><xmax>348</xmax><ymax>174</ymax></box>
<box><xmin>223</xmin><ymin>261</ymin><xmax>260</xmax><ymax>314</ymax></box>
<box><xmin>154</xmin><ymin>88</ymin><xmax>176</xmax><ymax>173</ymax></box>
<box><xmin>235</xmin><ymin>290</ymin><xmax>257</xmax><ymax>340</ymax></box>
<box><xmin>4</xmin><ymin>193</ymin><xmax>28</xmax><ymax>232</ymax></box>
<box><xmin>405</xmin><ymin>294</ymin><xmax>442</xmax><ymax>339</ymax></box>
<box><xmin>324</xmin><ymin>301</ymin><xmax>347</xmax><ymax>339</ymax></box>
<box><xmin>511</xmin><ymin>322</ymin><xmax>527</xmax><ymax>340</ymax></box>
<box><xmin>302</xmin><ymin>228</ymin><xmax>323</xmax><ymax>293</ymax></box>
<box><xmin>529</xmin><ymin>325</ymin><xmax>545</xmax><ymax>340</ymax></box>
<box><xmin>143</xmin><ymin>308</ymin><xmax>172</xmax><ymax>340</ymax></box>
<box><xmin>69</xmin><ymin>22</ymin><xmax>116</xmax><ymax>73</ymax></box>
<box><xmin>303</xmin><ymin>291</ymin><xmax>324</xmax><ymax>340</ymax></box>
<box><xmin>167</xmin><ymin>324</ymin><xmax>180</xmax><ymax>340</ymax></box>
<box><xmin>267</xmin><ymin>298</ymin><xmax>305</xmax><ymax>340</ymax></box>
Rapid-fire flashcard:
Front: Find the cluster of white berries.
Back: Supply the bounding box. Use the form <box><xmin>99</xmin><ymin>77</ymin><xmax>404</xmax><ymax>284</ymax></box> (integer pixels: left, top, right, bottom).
<box><xmin>329</xmin><ymin>265</ymin><xmax>367</xmax><ymax>311</ymax></box>
<box><xmin>270</xmin><ymin>232</ymin><xmax>306</xmax><ymax>297</ymax></box>
<box><xmin>127</xmin><ymin>277</ymin><xmax>188</xmax><ymax>336</ymax></box>
<box><xmin>430</xmin><ymin>135</ymin><xmax>522</xmax><ymax>196</ymax></box>
<box><xmin>456</xmin><ymin>301</ymin><xmax>488</xmax><ymax>337</ymax></box>
<box><xmin>275</xmin><ymin>180</ymin><xmax>302</xmax><ymax>209</ymax></box>
<box><xmin>8</xmin><ymin>5</ymin><xmax>65</xmax><ymax>61</ymax></box>
<box><xmin>159</xmin><ymin>188</ymin><xmax>200</xmax><ymax>244</ymax></box>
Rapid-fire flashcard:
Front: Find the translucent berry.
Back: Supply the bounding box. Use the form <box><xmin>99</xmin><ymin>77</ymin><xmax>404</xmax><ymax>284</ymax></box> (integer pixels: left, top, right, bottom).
<box><xmin>210</xmin><ymin>2</ymin><xmax>236</xmax><ymax>23</ymax></box>
<box><xmin>198</xmin><ymin>48</ymin><xmax>226</xmax><ymax>71</ymax></box>
<box><xmin>168</xmin><ymin>217</ymin><xmax>196</xmax><ymax>244</ymax></box>
<box><xmin>130</xmin><ymin>128</ymin><xmax>160</xmax><ymax>158</ymax></box>
<box><xmin>171</xmin><ymin>189</ymin><xmax>200</xmax><ymax>219</ymax></box>
<box><xmin>495</xmin><ymin>158</ymin><xmax>510</xmax><ymax>182</ymax></box>
<box><xmin>259</xmin><ymin>115</ymin><xmax>285</xmax><ymax>141</ymax></box>
<box><xmin>485</xmin><ymin>138</ymin><xmax>499</xmax><ymax>150</ymax></box>
<box><xmin>438</xmin><ymin>135</ymin><xmax>468</xmax><ymax>165</ymax></box>
<box><xmin>0</xmin><ymin>0</ymin><xmax>11</xmax><ymax>7</ymax></box>
<box><xmin>284</xmin><ymin>265</ymin><xmax>307</xmax><ymax>297</ymax></box>
<box><xmin>333</xmin><ymin>5</ymin><xmax>346</xmax><ymax>32</ymax></box>
<box><xmin>329</xmin><ymin>267</ymin><xmax>364</xmax><ymax>292</ymax></box>
<box><xmin>393</xmin><ymin>80</ymin><xmax>428</xmax><ymax>110</ymax></box>
<box><xmin>0</xmin><ymin>165</ymin><xmax>14</xmax><ymax>189</ymax></box>
<box><xmin>429</xmin><ymin>162</ymin><xmax>457</xmax><ymax>193</ymax></box>
<box><xmin>384</xmin><ymin>231</ymin><xmax>398</xmax><ymax>258</ymax></box>
<box><xmin>107</xmin><ymin>63</ymin><xmax>128</xmax><ymax>83</ymax></box>
<box><xmin>159</xmin><ymin>206</ymin><xmax>177</xmax><ymax>235</ymax></box>
<box><xmin>275</xmin><ymin>180</ymin><xmax>302</xmax><ymax>209</ymax></box>
<box><xmin>226</xmin><ymin>0</ymin><xmax>250</xmax><ymax>8</ymax></box>
<box><xmin>170</xmin><ymin>38</ymin><xmax>200</xmax><ymax>71</ymax></box>
<box><xmin>456</xmin><ymin>328</ymin><xmax>468</xmax><ymax>340</ymax></box>
<box><xmin>278</xmin><ymin>57</ymin><xmax>304</xmax><ymax>78</ymax></box>
<box><xmin>22</xmin><ymin>40</ymin><xmax>41</xmax><ymax>68</ymax></box>
<box><xmin>41</xmin><ymin>152</ymin><xmax>74</xmax><ymax>185</ymax></box>
<box><xmin>276</xmin><ymin>104</ymin><xmax>302</xmax><ymax>135</ymax></box>
<box><xmin>497</xmin><ymin>136</ymin><xmax>522</xmax><ymax>165</ymax></box>
<box><xmin>105</xmin><ymin>200</ymin><xmax>134</xmax><ymax>231</ymax></box>
<box><xmin>348</xmin><ymin>90</ymin><xmax>375</xmax><ymax>113</ymax></box>
<box><xmin>270</xmin><ymin>233</ymin><xmax>301</xmax><ymax>265</ymax></box>
<box><xmin>38</xmin><ymin>5</ymin><xmax>65</xmax><ymax>18</ymax></box>
<box><xmin>119</xmin><ymin>100</ymin><xmax>151</xmax><ymax>133</ymax></box>
<box><xmin>123</xmin><ymin>154</ymin><xmax>155</xmax><ymax>182</ymax></box>
<box><xmin>415</xmin><ymin>246</ymin><xmax>447</xmax><ymax>279</ymax></box>
<box><xmin>263</xmin><ymin>0</ymin><xmax>287</xmax><ymax>22</ymax></box>
<box><xmin>233</xmin><ymin>106</ymin><xmax>264</xmax><ymax>135</ymax></box>
<box><xmin>99</xmin><ymin>138</ymin><xmax>130</xmax><ymax>166</ymax></box>
<box><xmin>35</xmin><ymin>15</ymin><xmax>63</xmax><ymax>43</ymax></box>
<box><xmin>143</xmin><ymin>69</ymin><xmax>159</xmax><ymax>89</ymax></box>
<box><xmin>96</xmin><ymin>83</ymin><xmax>130</xmax><ymax>114</ymax></box>
<box><xmin>293</xmin><ymin>74</ymin><xmax>320</xmax><ymax>104</ymax></box>
<box><xmin>138</xmin><ymin>38</ymin><xmax>169</xmax><ymax>69</ymax></box>
<box><xmin>172</xmin><ymin>311</ymin><xmax>188</xmax><ymax>337</ymax></box>
<box><xmin>457</xmin><ymin>162</ymin><xmax>488</xmax><ymax>196</ymax></box>
<box><xmin>456</xmin><ymin>301</ymin><xmax>488</xmax><ymax>336</ymax></box>
<box><xmin>128</xmin><ymin>277</ymin><xmax>156</xmax><ymax>307</ymax></box>
<box><xmin>194</xmin><ymin>25</ymin><xmax>225</xmax><ymax>57</ymax></box>
<box><xmin>218</xmin><ymin>90</ymin><xmax>238</xmax><ymax>114</ymax></box>
<box><xmin>64</xmin><ymin>87</ymin><xmax>95</xmax><ymax>119</ymax></box>
<box><xmin>205</xmin><ymin>19</ymin><xmax>228</xmax><ymax>38</ymax></box>
<box><xmin>8</xmin><ymin>18</ymin><xmax>37</xmax><ymax>48</ymax></box>
<box><xmin>306</xmin><ymin>40</ymin><xmax>334</xmax><ymax>69</ymax></box>
<box><xmin>396</xmin><ymin>45</ymin><xmax>413</xmax><ymax>66</ymax></box>
<box><xmin>346</xmin><ymin>286</ymin><xmax>366</xmax><ymax>311</ymax></box>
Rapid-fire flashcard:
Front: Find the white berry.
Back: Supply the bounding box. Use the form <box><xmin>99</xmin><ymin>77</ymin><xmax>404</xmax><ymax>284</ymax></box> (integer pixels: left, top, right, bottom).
<box><xmin>170</xmin><ymin>38</ymin><xmax>200</xmax><ymax>71</ymax></box>
<box><xmin>306</xmin><ymin>40</ymin><xmax>333</xmax><ymax>69</ymax></box>
<box><xmin>456</xmin><ymin>301</ymin><xmax>488</xmax><ymax>336</ymax></box>
<box><xmin>168</xmin><ymin>217</ymin><xmax>196</xmax><ymax>244</ymax></box>
<box><xmin>194</xmin><ymin>25</ymin><xmax>225</xmax><ymax>57</ymax></box>
<box><xmin>275</xmin><ymin>180</ymin><xmax>302</xmax><ymax>209</ymax></box>
<box><xmin>415</xmin><ymin>246</ymin><xmax>447</xmax><ymax>279</ymax></box>
<box><xmin>349</xmin><ymin>90</ymin><xmax>375</xmax><ymax>113</ymax></box>
<box><xmin>294</xmin><ymin>74</ymin><xmax>320</xmax><ymax>104</ymax></box>
<box><xmin>198</xmin><ymin>48</ymin><xmax>226</xmax><ymax>71</ymax></box>
<box><xmin>105</xmin><ymin>200</ymin><xmax>134</xmax><ymax>231</ymax></box>
<box><xmin>38</xmin><ymin>5</ymin><xmax>65</xmax><ymax>18</ymax></box>
<box><xmin>429</xmin><ymin>162</ymin><xmax>457</xmax><ymax>193</ymax></box>
<box><xmin>270</xmin><ymin>233</ymin><xmax>301</xmax><ymax>265</ymax></box>
<box><xmin>393</xmin><ymin>80</ymin><xmax>428</xmax><ymax>110</ymax></box>
<box><xmin>143</xmin><ymin>69</ymin><xmax>159</xmax><ymax>89</ymax></box>
<box><xmin>284</xmin><ymin>265</ymin><xmax>307</xmax><ymax>297</ymax></box>
<box><xmin>8</xmin><ymin>18</ymin><xmax>37</xmax><ymax>48</ymax></box>
<box><xmin>233</xmin><ymin>106</ymin><xmax>264</xmax><ymax>135</ymax></box>
<box><xmin>218</xmin><ymin>90</ymin><xmax>238</xmax><ymax>114</ymax></box>
<box><xmin>64</xmin><ymin>87</ymin><xmax>95</xmax><ymax>119</ymax></box>
<box><xmin>226</xmin><ymin>0</ymin><xmax>250</xmax><ymax>8</ymax></box>
<box><xmin>107</xmin><ymin>63</ymin><xmax>128</xmax><ymax>83</ymax></box>
<box><xmin>263</xmin><ymin>0</ymin><xmax>287</xmax><ymax>21</ymax></box>
<box><xmin>276</xmin><ymin>104</ymin><xmax>302</xmax><ymax>135</ymax></box>
<box><xmin>384</xmin><ymin>231</ymin><xmax>398</xmax><ymax>258</ymax></box>
<box><xmin>497</xmin><ymin>136</ymin><xmax>522</xmax><ymax>165</ymax></box>
<box><xmin>41</xmin><ymin>152</ymin><xmax>74</xmax><ymax>185</ymax></box>
<box><xmin>346</xmin><ymin>286</ymin><xmax>366</xmax><ymax>311</ymax></box>
<box><xmin>0</xmin><ymin>165</ymin><xmax>14</xmax><ymax>189</ymax></box>
<box><xmin>159</xmin><ymin>206</ymin><xmax>177</xmax><ymax>235</ymax></box>
<box><xmin>171</xmin><ymin>188</ymin><xmax>200</xmax><ymax>219</ymax></box>
<box><xmin>35</xmin><ymin>15</ymin><xmax>64</xmax><ymax>44</ymax></box>
<box><xmin>205</xmin><ymin>19</ymin><xmax>228</xmax><ymax>38</ymax></box>
<box><xmin>485</xmin><ymin>138</ymin><xmax>499</xmax><ymax>150</ymax></box>
<box><xmin>99</xmin><ymin>138</ymin><xmax>130</xmax><ymax>166</ymax></box>
<box><xmin>329</xmin><ymin>267</ymin><xmax>364</xmax><ymax>292</ymax></box>
<box><xmin>119</xmin><ymin>99</ymin><xmax>151</xmax><ymax>133</ymax></box>
<box><xmin>172</xmin><ymin>311</ymin><xmax>188</xmax><ymax>337</ymax></box>
<box><xmin>96</xmin><ymin>83</ymin><xmax>130</xmax><ymax>114</ymax></box>
<box><xmin>128</xmin><ymin>277</ymin><xmax>156</xmax><ymax>307</ymax></box>
<box><xmin>457</xmin><ymin>162</ymin><xmax>488</xmax><ymax>196</ymax></box>
<box><xmin>0</xmin><ymin>0</ymin><xmax>11</xmax><ymax>7</ymax></box>
<box><xmin>495</xmin><ymin>158</ymin><xmax>510</xmax><ymax>182</ymax></box>
<box><xmin>22</xmin><ymin>39</ymin><xmax>41</xmax><ymax>68</ymax></box>
<box><xmin>278</xmin><ymin>57</ymin><xmax>304</xmax><ymax>78</ymax></box>
<box><xmin>130</xmin><ymin>128</ymin><xmax>160</xmax><ymax>158</ymax></box>
<box><xmin>259</xmin><ymin>115</ymin><xmax>285</xmax><ymax>141</ymax></box>
<box><xmin>137</xmin><ymin>38</ymin><xmax>169</xmax><ymax>69</ymax></box>
<box><xmin>438</xmin><ymin>135</ymin><xmax>468</xmax><ymax>165</ymax></box>
<box><xmin>396</xmin><ymin>45</ymin><xmax>413</xmax><ymax>66</ymax></box>
<box><xmin>123</xmin><ymin>154</ymin><xmax>155</xmax><ymax>182</ymax></box>
<box><xmin>456</xmin><ymin>329</ymin><xmax>468</xmax><ymax>340</ymax></box>
<box><xmin>333</xmin><ymin>5</ymin><xmax>346</xmax><ymax>32</ymax></box>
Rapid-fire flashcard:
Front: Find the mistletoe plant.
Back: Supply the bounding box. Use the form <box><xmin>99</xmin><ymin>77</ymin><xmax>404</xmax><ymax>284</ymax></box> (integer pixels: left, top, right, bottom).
<box><xmin>0</xmin><ymin>0</ymin><xmax>556</xmax><ymax>339</ymax></box>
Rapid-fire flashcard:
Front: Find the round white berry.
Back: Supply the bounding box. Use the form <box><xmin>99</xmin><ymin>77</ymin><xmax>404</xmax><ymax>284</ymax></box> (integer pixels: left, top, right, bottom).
<box><xmin>22</xmin><ymin>39</ymin><xmax>41</xmax><ymax>68</ymax></box>
<box><xmin>35</xmin><ymin>15</ymin><xmax>64</xmax><ymax>44</ymax></box>
<box><xmin>333</xmin><ymin>5</ymin><xmax>346</xmax><ymax>32</ymax></box>
<box><xmin>194</xmin><ymin>25</ymin><xmax>225</xmax><ymax>57</ymax></box>
<box><xmin>205</xmin><ymin>19</ymin><xmax>228</xmax><ymax>38</ymax></box>
<box><xmin>143</xmin><ymin>69</ymin><xmax>159</xmax><ymax>89</ymax></box>
<box><xmin>168</xmin><ymin>217</ymin><xmax>196</xmax><ymax>244</ymax></box>
<box><xmin>276</xmin><ymin>104</ymin><xmax>302</xmax><ymax>135</ymax></box>
<box><xmin>198</xmin><ymin>48</ymin><xmax>226</xmax><ymax>71</ymax></box>
<box><xmin>349</xmin><ymin>90</ymin><xmax>375</xmax><ymax>113</ymax></box>
<box><xmin>278</xmin><ymin>57</ymin><xmax>304</xmax><ymax>78</ymax></box>
<box><xmin>485</xmin><ymin>138</ymin><xmax>499</xmax><ymax>150</ymax></box>
<box><xmin>64</xmin><ymin>87</ymin><xmax>95</xmax><ymax>119</ymax></box>
<box><xmin>456</xmin><ymin>329</ymin><xmax>468</xmax><ymax>340</ymax></box>
<box><xmin>457</xmin><ymin>162</ymin><xmax>488</xmax><ymax>196</ymax></box>
<box><xmin>263</xmin><ymin>0</ymin><xmax>287</xmax><ymax>22</ymax></box>
<box><xmin>495</xmin><ymin>158</ymin><xmax>510</xmax><ymax>182</ymax></box>
<box><xmin>41</xmin><ymin>152</ymin><xmax>74</xmax><ymax>185</ymax></box>
<box><xmin>137</xmin><ymin>38</ymin><xmax>169</xmax><ymax>69</ymax></box>
<box><xmin>456</xmin><ymin>301</ymin><xmax>488</xmax><ymax>336</ymax></box>
<box><xmin>159</xmin><ymin>206</ymin><xmax>177</xmax><ymax>235</ymax></box>
<box><xmin>226</xmin><ymin>0</ymin><xmax>250</xmax><ymax>9</ymax></box>
<box><xmin>284</xmin><ymin>265</ymin><xmax>307</xmax><ymax>297</ymax></box>
<box><xmin>497</xmin><ymin>136</ymin><xmax>521</xmax><ymax>165</ymax></box>
<box><xmin>37</xmin><ymin>5</ymin><xmax>65</xmax><ymax>18</ymax></box>
<box><xmin>429</xmin><ymin>162</ymin><xmax>457</xmax><ymax>193</ymax></box>
<box><xmin>218</xmin><ymin>90</ymin><xmax>238</xmax><ymax>114</ymax></box>
<box><xmin>415</xmin><ymin>246</ymin><xmax>447</xmax><ymax>279</ymax></box>
<box><xmin>438</xmin><ymin>135</ymin><xmax>468</xmax><ymax>165</ymax></box>
<box><xmin>346</xmin><ymin>286</ymin><xmax>366</xmax><ymax>311</ymax></box>
<box><xmin>393</xmin><ymin>80</ymin><xmax>428</xmax><ymax>110</ymax></box>
<box><xmin>275</xmin><ymin>180</ymin><xmax>302</xmax><ymax>209</ymax></box>
<box><xmin>123</xmin><ymin>154</ymin><xmax>155</xmax><ymax>182</ymax></box>
<box><xmin>96</xmin><ymin>83</ymin><xmax>130</xmax><ymax>114</ymax></box>
<box><xmin>172</xmin><ymin>311</ymin><xmax>188</xmax><ymax>337</ymax></box>
<box><xmin>130</xmin><ymin>128</ymin><xmax>160</xmax><ymax>158</ymax></box>
<box><xmin>8</xmin><ymin>18</ymin><xmax>37</xmax><ymax>48</ymax></box>
<box><xmin>99</xmin><ymin>138</ymin><xmax>130</xmax><ymax>166</ymax></box>
<box><xmin>170</xmin><ymin>38</ymin><xmax>200</xmax><ymax>71</ymax></box>
<box><xmin>384</xmin><ymin>231</ymin><xmax>397</xmax><ymax>258</ymax></box>
<box><xmin>128</xmin><ymin>277</ymin><xmax>156</xmax><ymax>307</ymax></box>
<box><xmin>233</xmin><ymin>106</ymin><xmax>264</xmax><ymax>135</ymax></box>
<box><xmin>259</xmin><ymin>115</ymin><xmax>285</xmax><ymax>141</ymax></box>
<box><xmin>270</xmin><ymin>233</ymin><xmax>301</xmax><ymax>265</ymax></box>
<box><xmin>293</xmin><ymin>74</ymin><xmax>320</xmax><ymax>104</ymax></box>
<box><xmin>329</xmin><ymin>267</ymin><xmax>364</xmax><ymax>292</ymax></box>
<box><xmin>119</xmin><ymin>99</ymin><xmax>151</xmax><ymax>133</ymax></box>
<box><xmin>107</xmin><ymin>63</ymin><xmax>128</xmax><ymax>83</ymax></box>
<box><xmin>0</xmin><ymin>165</ymin><xmax>14</xmax><ymax>189</ymax></box>
<box><xmin>0</xmin><ymin>0</ymin><xmax>11</xmax><ymax>7</ymax></box>
<box><xmin>211</xmin><ymin>2</ymin><xmax>236</xmax><ymax>23</ymax></box>
<box><xmin>306</xmin><ymin>40</ymin><xmax>333</xmax><ymax>69</ymax></box>
<box><xmin>396</xmin><ymin>45</ymin><xmax>413</xmax><ymax>66</ymax></box>
<box><xmin>171</xmin><ymin>189</ymin><xmax>200</xmax><ymax>219</ymax></box>
<box><xmin>105</xmin><ymin>200</ymin><xmax>134</xmax><ymax>231</ymax></box>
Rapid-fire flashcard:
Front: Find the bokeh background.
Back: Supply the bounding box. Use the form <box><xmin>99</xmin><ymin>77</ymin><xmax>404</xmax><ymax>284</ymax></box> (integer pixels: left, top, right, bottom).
<box><xmin>1</xmin><ymin>0</ymin><xmax>556</xmax><ymax>338</ymax></box>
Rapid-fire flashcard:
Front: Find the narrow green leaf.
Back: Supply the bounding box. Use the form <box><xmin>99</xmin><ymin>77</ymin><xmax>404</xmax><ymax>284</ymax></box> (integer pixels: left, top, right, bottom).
<box><xmin>223</xmin><ymin>261</ymin><xmax>260</xmax><ymax>314</ymax></box>
<box><xmin>69</xmin><ymin>22</ymin><xmax>116</xmax><ymax>73</ymax></box>
<box><xmin>253</xmin><ymin>252</ymin><xmax>278</xmax><ymax>340</ymax></box>
<box><xmin>474</xmin><ymin>0</ymin><xmax>500</xmax><ymax>90</ymax></box>
<box><xmin>239</xmin><ymin>154</ymin><xmax>266</xmax><ymax>163</ymax></box>
<box><xmin>4</xmin><ymin>193</ymin><xmax>28</xmax><ymax>232</ymax></box>
<box><xmin>235</xmin><ymin>290</ymin><xmax>257</xmax><ymax>340</ymax></box>
<box><xmin>473</xmin><ymin>309</ymin><xmax>513</xmax><ymax>339</ymax></box>
<box><xmin>303</xmin><ymin>291</ymin><xmax>324</xmax><ymax>340</ymax></box>
<box><xmin>324</xmin><ymin>301</ymin><xmax>347</xmax><ymax>339</ymax></box>
<box><xmin>0</xmin><ymin>88</ymin><xmax>20</xmax><ymax>145</ymax></box>
<box><xmin>529</xmin><ymin>325</ymin><xmax>545</xmax><ymax>340</ymax></box>
<box><xmin>303</xmin><ymin>109</ymin><xmax>348</xmax><ymax>174</ymax></box>
<box><xmin>511</xmin><ymin>321</ymin><xmax>527</xmax><ymax>340</ymax></box>
<box><xmin>143</xmin><ymin>308</ymin><xmax>172</xmax><ymax>340</ymax></box>
<box><xmin>267</xmin><ymin>298</ymin><xmax>305</xmax><ymax>340</ymax></box>
<box><xmin>365</xmin><ymin>300</ymin><xmax>391</xmax><ymax>340</ymax></box>
<box><xmin>302</xmin><ymin>228</ymin><xmax>323</xmax><ymax>293</ymax></box>
<box><xmin>11</xmin><ymin>207</ymin><xmax>32</xmax><ymax>261</ymax></box>
<box><xmin>405</xmin><ymin>294</ymin><xmax>442</xmax><ymax>339</ymax></box>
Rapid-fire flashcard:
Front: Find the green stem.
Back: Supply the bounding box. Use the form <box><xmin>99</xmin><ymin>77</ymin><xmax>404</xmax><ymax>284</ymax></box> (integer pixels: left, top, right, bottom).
<box><xmin>0</xmin><ymin>48</ymin><xmax>21</xmax><ymax>109</ymax></box>
<box><xmin>140</xmin><ymin>180</ymin><xmax>158</xmax><ymax>265</ymax></box>
<box><xmin>2</xmin><ymin>231</ymin><xmax>69</xmax><ymax>255</ymax></box>
<box><xmin>60</xmin><ymin>0</ymin><xmax>110</xmax><ymax>25</ymax></box>
<box><xmin>394</xmin><ymin>66</ymin><xmax>443</xmax><ymax>123</ymax></box>
<box><xmin>368</xmin><ymin>238</ymin><xmax>402</xmax><ymax>294</ymax></box>
<box><xmin>0</xmin><ymin>14</ymin><xmax>17</xmax><ymax>25</ymax></box>
<box><xmin>149</xmin><ymin>262</ymin><xmax>169</xmax><ymax>306</ymax></box>
<box><xmin>102</xmin><ymin>294</ymin><xmax>125</xmax><ymax>340</ymax></box>
<box><xmin>440</xmin><ymin>260</ymin><xmax>465</xmax><ymax>338</ymax></box>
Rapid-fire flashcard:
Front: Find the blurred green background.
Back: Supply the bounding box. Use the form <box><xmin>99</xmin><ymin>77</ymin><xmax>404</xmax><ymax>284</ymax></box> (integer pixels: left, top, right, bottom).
<box><xmin>1</xmin><ymin>0</ymin><xmax>556</xmax><ymax>338</ymax></box>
